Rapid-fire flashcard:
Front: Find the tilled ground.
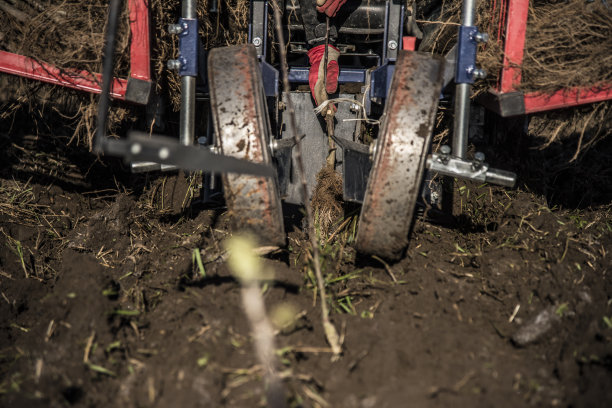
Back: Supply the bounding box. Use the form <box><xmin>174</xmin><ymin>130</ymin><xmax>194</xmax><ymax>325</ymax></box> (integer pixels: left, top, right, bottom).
<box><xmin>0</xmin><ymin>119</ymin><xmax>611</xmax><ymax>408</ymax></box>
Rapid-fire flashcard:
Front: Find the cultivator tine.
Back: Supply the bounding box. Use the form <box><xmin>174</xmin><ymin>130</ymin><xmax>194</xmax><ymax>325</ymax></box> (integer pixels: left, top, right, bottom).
<box><xmin>94</xmin><ymin>0</ymin><xmax>273</xmax><ymax>177</ymax></box>
<box><xmin>103</xmin><ymin>132</ymin><xmax>275</xmax><ymax>177</ymax></box>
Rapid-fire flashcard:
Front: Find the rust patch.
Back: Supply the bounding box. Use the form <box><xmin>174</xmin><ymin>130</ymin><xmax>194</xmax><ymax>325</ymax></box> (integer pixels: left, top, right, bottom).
<box><xmin>236</xmin><ymin>139</ymin><xmax>246</xmax><ymax>152</ymax></box>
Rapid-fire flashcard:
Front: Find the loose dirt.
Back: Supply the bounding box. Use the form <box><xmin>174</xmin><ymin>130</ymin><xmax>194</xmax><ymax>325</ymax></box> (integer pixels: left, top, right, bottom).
<box><xmin>1</xmin><ymin>0</ymin><xmax>611</xmax><ymax>405</ymax></box>
<box><xmin>0</xmin><ymin>103</ymin><xmax>610</xmax><ymax>408</ymax></box>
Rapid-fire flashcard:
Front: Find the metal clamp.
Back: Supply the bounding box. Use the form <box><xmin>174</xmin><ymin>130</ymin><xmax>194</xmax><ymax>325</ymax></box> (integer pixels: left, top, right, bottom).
<box><xmin>455</xmin><ymin>25</ymin><xmax>488</xmax><ymax>84</ymax></box>
<box><xmin>168</xmin><ymin>17</ymin><xmax>198</xmax><ymax>77</ymax></box>
<box><xmin>427</xmin><ymin>152</ymin><xmax>516</xmax><ymax>187</ymax></box>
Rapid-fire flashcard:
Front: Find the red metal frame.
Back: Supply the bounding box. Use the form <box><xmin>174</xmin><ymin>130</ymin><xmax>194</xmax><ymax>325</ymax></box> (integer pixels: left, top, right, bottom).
<box><xmin>494</xmin><ymin>0</ymin><xmax>611</xmax><ymax>114</ymax></box>
<box><xmin>0</xmin><ymin>0</ymin><xmax>151</xmax><ymax>104</ymax></box>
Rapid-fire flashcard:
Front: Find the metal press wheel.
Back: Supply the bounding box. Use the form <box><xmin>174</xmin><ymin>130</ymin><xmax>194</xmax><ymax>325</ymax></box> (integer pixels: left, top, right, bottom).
<box><xmin>208</xmin><ymin>45</ymin><xmax>285</xmax><ymax>246</ymax></box>
<box><xmin>355</xmin><ymin>51</ymin><xmax>444</xmax><ymax>260</ymax></box>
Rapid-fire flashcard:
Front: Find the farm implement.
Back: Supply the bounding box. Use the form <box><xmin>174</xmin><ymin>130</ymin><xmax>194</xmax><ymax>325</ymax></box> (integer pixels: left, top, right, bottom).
<box><xmin>1</xmin><ymin>0</ymin><xmax>609</xmax><ymax>261</ymax></box>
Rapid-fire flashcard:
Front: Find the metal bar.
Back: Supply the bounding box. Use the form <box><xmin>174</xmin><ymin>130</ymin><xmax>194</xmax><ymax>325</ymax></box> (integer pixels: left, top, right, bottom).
<box><xmin>427</xmin><ymin>154</ymin><xmax>516</xmax><ymax>187</ymax></box>
<box><xmin>523</xmin><ymin>86</ymin><xmax>612</xmax><ymax>113</ymax></box>
<box><xmin>452</xmin><ymin>0</ymin><xmax>477</xmax><ymax>160</ymax></box>
<box><xmin>96</xmin><ymin>0</ymin><xmax>123</xmax><ymax>153</ymax></box>
<box><xmin>288</xmin><ymin>67</ymin><xmax>366</xmax><ymax>83</ymax></box>
<box><xmin>461</xmin><ymin>0</ymin><xmax>476</xmax><ymax>25</ymax></box>
<box><xmin>0</xmin><ymin>50</ymin><xmax>128</xmax><ymax>99</ymax></box>
<box><xmin>498</xmin><ymin>0</ymin><xmax>529</xmax><ymax>93</ymax></box>
<box><xmin>384</xmin><ymin>0</ymin><xmax>403</xmax><ymax>62</ymax></box>
<box><xmin>0</xmin><ymin>0</ymin><xmax>153</xmax><ymax>103</ymax></box>
<box><xmin>179</xmin><ymin>0</ymin><xmax>197</xmax><ymax>146</ymax></box>
<box><xmin>128</xmin><ymin>0</ymin><xmax>151</xmax><ymax>81</ymax></box>
<box><xmin>249</xmin><ymin>0</ymin><xmax>267</xmax><ymax>58</ymax></box>
<box><xmin>452</xmin><ymin>83</ymin><xmax>470</xmax><ymax>159</ymax></box>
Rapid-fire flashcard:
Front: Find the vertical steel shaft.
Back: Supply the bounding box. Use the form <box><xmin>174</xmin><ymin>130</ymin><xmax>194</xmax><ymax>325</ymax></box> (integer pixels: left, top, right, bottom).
<box><xmin>95</xmin><ymin>0</ymin><xmax>122</xmax><ymax>152</ymax></box>
<box><xmin>452</xmin><ymin>83</ymin><xmax>470</xmax><ymax>159</ymax></box>
<box><xmin>180</xmin><ymin>76</ymin><xmax>196</xmax><ymax>146</ymax></box>
<box><xmin>179</xmin><ymin>0</ymin><xmax>196</xmax><ymax>146</ymax></box>
<box><xmin>452</xmin><ymin>0</ymin><xmax>476</xmax><ymax>159</ymax></box>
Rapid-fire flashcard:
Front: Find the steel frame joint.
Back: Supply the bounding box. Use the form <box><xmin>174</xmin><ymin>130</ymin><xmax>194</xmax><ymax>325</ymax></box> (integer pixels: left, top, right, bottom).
<box><xmin>455</xmin><ymin>25</ymin><xmax>484</xmax><ymax>84</ymax></box>
<box><xmin>176</xmin><ymin>18</ymin><xmax>198</xmax><ymax>77</ymax></box>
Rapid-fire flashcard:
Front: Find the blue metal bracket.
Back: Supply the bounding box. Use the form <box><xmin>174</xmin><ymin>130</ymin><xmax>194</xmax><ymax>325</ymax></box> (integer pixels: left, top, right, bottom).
<box><xmin>178</xmin><ymin>18</ymin><xmax>198</xmax><ymax>77</ymax></box>
<box><xmin>369</xmin><ymin>63</ymin><xmax>395</xmax><ymax>100</ymax></box>
<box><xmin>455</xmin><ymin>25</ymin><xmax>480</xmax><ymax>84</ymax></box>
<box><xmin>287</xmin><ymin>67</ymin><xmax>367</xmax><ymax>84</ymax></box>
<box><xmin>260</xmin><ymin>60</ymin><xmax>279</xmax><ymax>97</ymax></box>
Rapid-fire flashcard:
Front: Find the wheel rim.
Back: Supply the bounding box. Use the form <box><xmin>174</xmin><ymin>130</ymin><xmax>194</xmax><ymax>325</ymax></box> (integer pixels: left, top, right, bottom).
<box><xmin>356</xmin><ymin>51</ymin><xmax>444</xmax><ymax>260</ymax></box>
<box><xmin>208</xmin><ymin>45</ymin><xmax>285</xmax><ymax>246</ymax></box>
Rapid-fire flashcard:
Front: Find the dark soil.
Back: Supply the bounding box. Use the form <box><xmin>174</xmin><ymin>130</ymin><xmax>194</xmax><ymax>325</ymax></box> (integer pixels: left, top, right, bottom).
<box><xmin>1</xmin><ymin>105</ymin><xmax>610</xmax><ymax>408</ymax></box>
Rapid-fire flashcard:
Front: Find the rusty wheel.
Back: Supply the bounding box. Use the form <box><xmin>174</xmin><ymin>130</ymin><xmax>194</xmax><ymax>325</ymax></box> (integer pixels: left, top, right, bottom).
<box><xmin>355</xmin><ymin>51</ymin><xmax>444</xmax><ymax>260</ymax></box>
<box><xmin>208</xmin><ymin>45</ymin><xmax>285</xmax><ymax>246</ymax></box>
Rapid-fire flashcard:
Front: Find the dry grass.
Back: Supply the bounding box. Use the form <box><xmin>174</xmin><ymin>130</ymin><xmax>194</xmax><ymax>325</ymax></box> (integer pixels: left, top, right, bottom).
<box><xmin>311</xmin><ymin>167</ymin><xmax>343</xmax><ymax>237</ymax></box>
<box><xmin>520</xmin><ymin>0</ymin><xmax>611</xmax><ymax>94</ymax></box>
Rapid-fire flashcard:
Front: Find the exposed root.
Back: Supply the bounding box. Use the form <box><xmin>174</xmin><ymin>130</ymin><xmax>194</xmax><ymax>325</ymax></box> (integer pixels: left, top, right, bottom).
<box><xmin>311</xmin><ymin>167</ymin><xmax>343</xmax><ymax>237</ymax></box>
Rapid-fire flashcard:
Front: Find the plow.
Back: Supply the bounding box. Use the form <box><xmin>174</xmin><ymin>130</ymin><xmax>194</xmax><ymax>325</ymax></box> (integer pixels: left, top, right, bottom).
<box><xmin>1</xmin><ymin>0</ymin><xmax>610</xmax><ymax>260</ymax></box>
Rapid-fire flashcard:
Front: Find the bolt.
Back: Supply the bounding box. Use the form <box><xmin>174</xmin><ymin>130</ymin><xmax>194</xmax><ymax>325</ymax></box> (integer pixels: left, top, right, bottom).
<box><xmin>277</xmin><ymin>101</ymin><xmax>286</xmax><ymax>111</ymax></box>
<box><xmin>473</xmin><ymin>151</ymin><xmax>485</xmax><ymax>170</ymax></box>
<box><xmin>387</xmin><ymin>40</ymin><xmax>398</xmax><ymax>51</ymax></box>
<box><xmin>474</xmin><ymin>32</ymin><xmax>489</xmax><ymax>43</ymax></box>
<box><xmin>369</xmin><ymin>140</ymin><xmax>379</xmax><ymax>161</ymax></box>
<box><xmin>439</xmin><ymin>145</ymin><xmax>451</xmax><ymax>164</ymax></box>
<box><xmin>252</xmin><ymin>37</ymin><xmax>262</xmax><ymax>47</ymax></box>
<box><xmin>168</xmin><ymin>23</ymin><xmax>184</xmax><ymax>35</ymax></box>
<box><xmin>159</xmin><ymin>147</ymin><xmax>170</xmax><ymax>160</ymax></box>
<box><xmin>130</xmin><ymin>143</ymin><xmax>142</xmax><ymax>155</ymax></box>
<box><xmin>350</xmin><ymin>103</ymin><xmax>360</xmax><ymax>113</ymax></box>
<box><xmin>167</xmin><ymin>59</ymin><xmax>183</xmax><ymax>71</ymax></box>
<box><xmin>269</xmin><ymin>139</ymin><xmax>278</xmax><ymax>154</ymax></box>
<box><xmin>472</xmin><ymin>68</ymin><xmax>487</xmax><ymax>79</ymax></box>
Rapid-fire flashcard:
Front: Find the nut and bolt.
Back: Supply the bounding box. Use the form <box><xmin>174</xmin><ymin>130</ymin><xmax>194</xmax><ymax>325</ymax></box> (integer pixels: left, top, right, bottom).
<box><xmin>350</xmin><ymin>103</ymin><xmax>360</xmax><ymax>113</ymax></box>
<box><xmin>387</xmin><ymin>40</ymin><xmax>398</xmax><ymax>51</ymax></box>
<box><xmin>439</xmin><ymin>145</ymin><xmax>451</xmax><ymax>164</ymax></box>
<box><xmin>158</xmin><ymin>147</ymin><xmax>170</xmax><ymax>160</ymax></box>
<box><xmin>269</xmin><ymin>139</ymin><xmax>278</xmax><ymax>154</ymax></box>
<box><xmin>167</xmin><ymin>59</ymin><xmax>183</xmax><ymax>71</ymax></box>
<box><xmin>130</xmin><ymin>143</ymin><xmax>142</xmax><ymax>155</ymax></box>
<box><xmin>474</xmin><ymin>32</ymin><xmax>489</xmax><ymax>43</ymax></box>
<box><xmin>472</xmin><ymin>68</ymin><xmax>487</xmax><ymax>80</ymax></box>
<box><xmin>369</xmin><ymin>140</ymin><xmax>379</xmax><ymax>161</ymax></box>
<box><xmin>252</xmin><ymin>37</ymin><xmax>262</xmax><ymax>47</ymax></box>
<box><xmin>168</xmin><ymin>23</ymin><xmax>185</xmax><ymax>35</ymax></box>
<box><xmin>473</xmin><ymin>151</ymin><xmax>485</xmax><ymax>169</ymax></box>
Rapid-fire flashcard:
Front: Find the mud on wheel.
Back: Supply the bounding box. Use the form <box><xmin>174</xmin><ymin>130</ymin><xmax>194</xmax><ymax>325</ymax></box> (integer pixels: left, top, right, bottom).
<box><xmin>208</xmin><ymin>45</ymin><xmax>285</xmax><ymax>246</ymax></box>
<box><xmin>356</xmin><ymin>51</ymin><xmax>444</xmax><ymax>261</ymax></box>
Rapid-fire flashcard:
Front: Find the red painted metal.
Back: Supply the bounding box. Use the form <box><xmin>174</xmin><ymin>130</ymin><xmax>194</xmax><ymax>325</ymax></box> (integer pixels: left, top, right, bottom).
<box><xmin>128</xmin><ymin>0</ymin><xmax>151</xmax><ymax>81</ymax></box>
<box><xmin>491</xmin><ymin>0</ymin><xmax>611</xmax><ymax>113</ymax></box>
<box><xmin>524</xmin><ymin>87</ymin><xmax>612</xmax><ymax>114</ymax></box>
<box><xmin>0</xmin><ymin>0</ymin><xmax>151</xmax><ymax>103</ymax></box>
<box><xmin>499</xmin><ymin>0</ymin><xmax>529</xmax><ymax>93</ymax></box>
<box><xmin>402</xmin><ymin>36</ymin><xmax>417</xmax><ymax>51</ymax></box>
<box><xmin>0</xmin><ymin>50</ymin><xmax>128</xmax><ymax>99</ymax></box>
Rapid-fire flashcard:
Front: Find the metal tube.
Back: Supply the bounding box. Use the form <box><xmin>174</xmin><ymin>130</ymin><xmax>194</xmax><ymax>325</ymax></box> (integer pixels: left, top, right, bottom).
<box><xmin>452</xmin><ymin>0</ymin><xmax>476</xmax><ymax>159</ymax></box>
<box><xmin>95</xmin><ymin>0</ymin><xmax>122</xmax><ymax>152</ymax></box>
<box><xmin>180</xmin><ymin>0</ymin><xmax>197</xmax><ymax>146</ymax></box>
<box><xmin>461</xmin><ymin>0</ymin><xmax>476</xmax><ymax>26</ymax></box>
<box><xmin>183</xmin><ymin>0</ymin><xmax>196</xmax><ymax>18</ymax></box>
<box><xmin>452</xmin><ymin>83</ymin><xmax>470</xmax><ymax>159</ymax></box>
<box><xmin>485</xmin><ymin>168</ymin><xmax>516</xmax><ymax>188</ymax></box>
<box><xmin>180</xmin><ymin>76</ymin><xmax>196</xmax><ymax>145</ymax></box>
